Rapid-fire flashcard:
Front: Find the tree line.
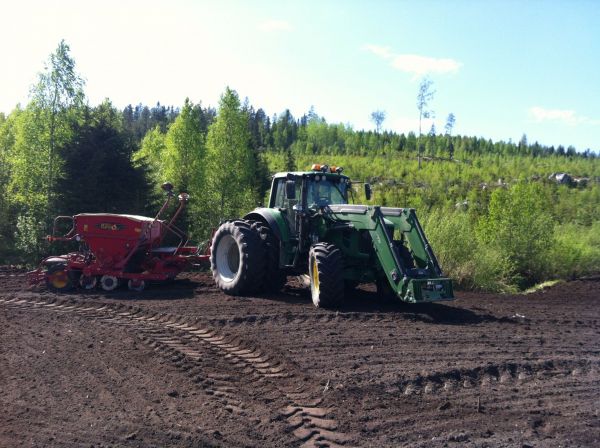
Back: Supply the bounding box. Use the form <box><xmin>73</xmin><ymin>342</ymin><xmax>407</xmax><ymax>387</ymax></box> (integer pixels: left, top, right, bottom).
<box><xmin>0</xmin><ymin>41</ymin><xmax>598</xmax><ymax>292</ymax></box>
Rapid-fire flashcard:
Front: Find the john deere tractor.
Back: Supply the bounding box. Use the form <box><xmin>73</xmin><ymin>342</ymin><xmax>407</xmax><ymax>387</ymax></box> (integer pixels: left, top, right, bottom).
<box><xmin>210</xmin><ymin>164</ymin><xmax>453</xmax><ymax>307</ymax></box>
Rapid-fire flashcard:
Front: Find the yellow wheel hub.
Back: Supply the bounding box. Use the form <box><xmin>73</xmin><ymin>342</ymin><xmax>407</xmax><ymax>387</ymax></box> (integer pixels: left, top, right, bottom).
<box><xmin>50</xmin><ymin>271</ymin><xmax>68</xmax><ymax>288</ymax></box>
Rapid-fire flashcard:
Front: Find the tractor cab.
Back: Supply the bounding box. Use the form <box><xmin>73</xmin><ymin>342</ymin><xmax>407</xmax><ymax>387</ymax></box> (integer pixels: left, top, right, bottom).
<box><xmin>270</xmin><ymin>165</ymin><xmax>350</xmax><ymax>208</ymax></box>
<box><xmin>269</xmin><ymin>164</ymin><xmax>351</xmax><ymax>235</ymax></box>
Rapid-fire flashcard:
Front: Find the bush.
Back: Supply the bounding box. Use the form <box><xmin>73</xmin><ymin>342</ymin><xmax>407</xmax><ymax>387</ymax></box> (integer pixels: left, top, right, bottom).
<box><xmin>422</xmin><ymin>209</ymin><xmax>517</xmax><ymax>293</ymax></box>
<box><xmin>476</xmin><ymin>183</ymin><xmax>554</xmax><ymax>286</ymax></box>
<box><xmin>547</xmin><ymin>222</ymin><xmax>600</xmax><ymax>279</ymax></box>
<box><xmin>470</xmin><ymin>246</ymin><xmax>518</xmax><ymax>293</ymax></box>
<box><xmin>14</xmin><ymin>212</ymin><xmax>47</xmax><ymax>265</ymax></box>
<box><xmin>422</xmin><ymin>209</ymin><xmax>476</xmax><ymax>287</ymax></box>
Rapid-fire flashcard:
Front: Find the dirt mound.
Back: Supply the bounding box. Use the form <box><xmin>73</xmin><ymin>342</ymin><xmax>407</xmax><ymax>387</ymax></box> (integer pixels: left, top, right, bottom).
<box><xmin>1</xmin><ymin>271</ymin><xmax>599</xmax><ymax>447</ymax></box>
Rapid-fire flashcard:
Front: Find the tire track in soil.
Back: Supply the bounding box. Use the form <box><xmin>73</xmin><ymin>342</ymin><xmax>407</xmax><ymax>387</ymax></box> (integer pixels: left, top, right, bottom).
<box><xmin>391</xmin><ymin>358</ymin><xmax>598</xmax><ymax>396</ymax></box>
<box><xmin>202</xmin><ymin>309</ymin><xmax>517</xmax><ymax>329</ymax></box>
<box><xmin>189</xmin><ymin>292</ymin><xmax>598</xmax><ymax>445</ymax></box>
<box><xmin>412</xmin><ymin>387</ymin><xmax>597</xmax><ymax>447</ymax></box>
<box><xmin>4</xmin><ymin>272</ymin><xmax>599</xmax><ymax>446</ymax></box>
<box><xmin>0</xmin><ymin>295</ymin><xmax>354</xmax><ymax>448</ymax></box>
<box><xmin>340</xmin><ymin>373</ymin><xmax>599</xmax><ymax>447</ymax></box>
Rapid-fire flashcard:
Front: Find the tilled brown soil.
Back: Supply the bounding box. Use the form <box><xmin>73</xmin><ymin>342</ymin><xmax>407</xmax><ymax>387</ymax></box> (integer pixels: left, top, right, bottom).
<box><xmin>1</xmin><ymin>269</ymin><xmax>599</xmax><ymax>447</ymax></box>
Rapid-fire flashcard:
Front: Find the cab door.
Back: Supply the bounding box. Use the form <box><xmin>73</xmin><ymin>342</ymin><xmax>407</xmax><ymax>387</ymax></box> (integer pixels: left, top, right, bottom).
<box><xmin>271</xmin><ymin>176</ymin><xmax>302</xmax><ymax>236</ymax></box>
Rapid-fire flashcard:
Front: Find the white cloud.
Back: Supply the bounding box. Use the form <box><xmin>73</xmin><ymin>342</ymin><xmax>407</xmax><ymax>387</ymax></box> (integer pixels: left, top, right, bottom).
<box><xmin>258</xmin><ymin>19</ymin><xmax>293</xmax><ymax>32</ymax></box>
<box><xmin>529</xmin><ymin>106</ymin><xmax>600</xmax><ymax>126</ymax></box>
<box><xmin>362</xmin><ymin>44</ymin><xmax>462</xmax><ymax>77</ymax></box>
<box><xmin>362</xmin><ymin>44</ymin><xmax>393</xmax><ymax>59</ymax></box>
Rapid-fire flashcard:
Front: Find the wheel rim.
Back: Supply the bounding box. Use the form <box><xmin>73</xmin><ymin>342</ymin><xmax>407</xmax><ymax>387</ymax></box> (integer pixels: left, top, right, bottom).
<box><xmin>310</xmin><ymin>256</ymin><xmax>320</xmax><ymax>305</ymax></box>
<box><xmin>80</xmin><ymin>275</ymin><xmax>97</xmax><ymax>290</ymax></box>
<box><xmin>215</xmin><ymin>234</ymin><xmax>240</xmax><ymax>283</ymax></box>
<box><xmin>49</xmin><ymin>270</ymin><xmax>69</xmax><ymax>289</ymax></box>
<box><xmin>128</xmin><ymin>279</ymin><xmax>145</xmax><ymax>291</ymax></box>
<box><xmin>100</xmin><ymin>275</ymin><xmax>119</xmax><ymax>291</ymax></box>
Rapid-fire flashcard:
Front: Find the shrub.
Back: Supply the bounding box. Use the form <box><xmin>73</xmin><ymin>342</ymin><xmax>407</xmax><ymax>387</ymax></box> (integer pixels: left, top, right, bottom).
<box><xmin>422</xmin><ymin>209</ymin><xmax>517</xmax><ymax>292</ymax></box>
<box><xmin>14</xmin><ymin>212</ymin><xmax>48</xmax><ymax>265</ymax></box>
<box><xmin>547</xmin><ymin>222</ymin><xmax>600</xmax><ymax>279</ymax></box>
<box><xmin>476</xmin><ymin>183</ymin><xmax>554</xmax><ymax>286</ymax></box>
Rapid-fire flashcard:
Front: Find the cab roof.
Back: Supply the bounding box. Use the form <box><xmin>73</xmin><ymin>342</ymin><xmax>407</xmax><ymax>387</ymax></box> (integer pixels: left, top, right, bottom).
<box><xmin>273</xmin><ymin>171</ymin><xmax>349</xmax><ymax>180</ymax></box>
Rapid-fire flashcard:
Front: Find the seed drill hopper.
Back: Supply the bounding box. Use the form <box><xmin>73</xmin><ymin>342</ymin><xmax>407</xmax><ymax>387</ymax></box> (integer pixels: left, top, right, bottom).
<box><xmin>28</xmin><ymin>183</ymin><xmax>209</xmax><ymax>292</ymax></box>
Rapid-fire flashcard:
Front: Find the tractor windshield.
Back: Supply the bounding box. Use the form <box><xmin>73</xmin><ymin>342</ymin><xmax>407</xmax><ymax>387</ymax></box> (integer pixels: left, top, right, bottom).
<box><xmin>306</xmin><ymin>177</ymin><xmax>348</xmax><ymax>207</ymax></box>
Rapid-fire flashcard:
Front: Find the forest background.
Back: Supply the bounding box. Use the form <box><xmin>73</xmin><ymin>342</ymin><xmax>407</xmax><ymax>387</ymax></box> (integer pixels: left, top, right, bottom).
<box><xmin>1</xmin><ymin>42</ymin><xmax>598</xmax><ymax>292</ymax></box>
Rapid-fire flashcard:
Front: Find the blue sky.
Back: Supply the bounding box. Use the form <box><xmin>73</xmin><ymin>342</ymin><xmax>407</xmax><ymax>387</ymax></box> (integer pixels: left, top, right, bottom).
<box><xmin>1</xmin><ymin>0</ymin><xmax>599</xmax><ymax>151</ymax></box>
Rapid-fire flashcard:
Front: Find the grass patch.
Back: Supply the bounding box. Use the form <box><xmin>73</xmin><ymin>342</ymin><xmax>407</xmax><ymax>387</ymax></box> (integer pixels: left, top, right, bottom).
<box><xmin>523</xmin><ymin>280</ymin><xmax>563</xmax><ymax>294</ymax></box>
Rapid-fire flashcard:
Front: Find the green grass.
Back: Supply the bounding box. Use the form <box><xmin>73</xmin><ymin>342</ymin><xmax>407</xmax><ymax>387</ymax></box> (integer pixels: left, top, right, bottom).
<box><xmin>523</xmin><ymin>280</ymin><xmax>563</xmax><ymax>294</ymax></box>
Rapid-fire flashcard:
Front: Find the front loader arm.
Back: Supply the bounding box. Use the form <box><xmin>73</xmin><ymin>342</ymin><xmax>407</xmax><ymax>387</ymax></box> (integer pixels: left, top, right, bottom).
<box><xmin>327</xmin><ymin>205</ymin><xmax>453</xmax><ymax>303</ymax></box>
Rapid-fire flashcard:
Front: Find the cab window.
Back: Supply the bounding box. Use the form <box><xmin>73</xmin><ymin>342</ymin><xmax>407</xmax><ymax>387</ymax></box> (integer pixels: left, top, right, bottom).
<box><xmin>272</xmin><ymin>179</ymin><xmax>286</xmax><ymax>208</ymax></box>
<box><xmin>271</xmin><ymin>177</ymin><xmax>302</xmax><ymax>208</ymax></box>
<box><xmin>306</xmin><ymin>178</ymin><xmax>347</xmax><ymax>206</ymax></box>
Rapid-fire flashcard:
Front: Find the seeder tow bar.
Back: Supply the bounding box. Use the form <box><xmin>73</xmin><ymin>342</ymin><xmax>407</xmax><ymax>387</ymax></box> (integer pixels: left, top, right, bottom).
<box><xmin>28</xmin><ymin>183</ymin><xmax>209</xmax><ymax>292</ymax></box>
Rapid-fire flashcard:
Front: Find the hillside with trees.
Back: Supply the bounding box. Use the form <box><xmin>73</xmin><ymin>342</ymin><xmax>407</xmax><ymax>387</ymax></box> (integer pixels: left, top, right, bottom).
<box><xmin>1</xmin><ymin>41</ymin><xmax>598</xmax><ymax>292</ymax></box>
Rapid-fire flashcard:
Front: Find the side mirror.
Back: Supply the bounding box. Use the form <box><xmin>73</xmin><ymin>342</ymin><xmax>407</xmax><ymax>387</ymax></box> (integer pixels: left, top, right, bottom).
<box><xmin>285</xmin><ymin>180</ymin><xmax>296</xmax><ymax>200</ymax></box>
<box><xmin>365</xmin><ymin>183</ymin><xmax>372</xmax><ymax>201</ymax></box>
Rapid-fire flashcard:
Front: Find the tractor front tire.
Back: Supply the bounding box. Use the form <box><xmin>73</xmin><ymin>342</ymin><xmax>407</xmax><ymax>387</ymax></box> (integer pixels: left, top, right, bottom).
<box><xmin>211</xmin><ymin>220</ymin><xmax>266</xmax><ymax>296</ymax></box>
<box><xmin>309</xmin><ymin>243</ymin><xmax>344</xmax><ymax>308</ymax></box>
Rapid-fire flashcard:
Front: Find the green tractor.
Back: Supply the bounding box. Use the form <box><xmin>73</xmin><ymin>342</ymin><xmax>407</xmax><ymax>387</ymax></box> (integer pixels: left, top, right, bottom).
<box><xmin>210</xmin><ymin>164</ymin><xmax>453</xmax><ymax>307</ymax></box>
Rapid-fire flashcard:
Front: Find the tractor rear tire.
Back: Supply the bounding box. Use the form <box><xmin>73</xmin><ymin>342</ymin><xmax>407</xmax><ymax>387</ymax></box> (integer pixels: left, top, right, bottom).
<box><xmin>46</xmin><ymin>264</ymin><xmax>74</xmax><ymax>292</ymax></box>
<box><xmin>249</xmin><ymin>220</ymin><xmax>286</xmax><ymax>293</ymax></box>
<box><xmin>211</xmin><ymin>220</ymin><xmax>266</xmax><ymax>296</ymax></box>
<box><xmin>309</xmin><ymin>243</ymin><xmax>344</xmax><ymax>308</ymax></box>
<box><xmin>344</xmin><ymin>280</ymin><xmax>359</xmax><ymax>292</ymax></box>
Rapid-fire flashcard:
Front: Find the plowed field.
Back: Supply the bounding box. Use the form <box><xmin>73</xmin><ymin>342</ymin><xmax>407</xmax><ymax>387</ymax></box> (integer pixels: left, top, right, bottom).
<box><xmin>1</xmin><ymin>269</ymin><xmax>599</xmax><ymax>447</ymax></box>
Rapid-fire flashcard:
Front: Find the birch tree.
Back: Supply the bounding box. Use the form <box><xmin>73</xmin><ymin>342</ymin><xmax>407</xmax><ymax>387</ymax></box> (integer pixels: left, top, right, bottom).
<box><xmin>30</xmin><ymin>39</ymin><xmax>85</xmax><ymax>210</ymax></box>
<box><xmin>201</xmin><ymin>87</ymin><xmax>255</xmax><ymax>232</ymax></box>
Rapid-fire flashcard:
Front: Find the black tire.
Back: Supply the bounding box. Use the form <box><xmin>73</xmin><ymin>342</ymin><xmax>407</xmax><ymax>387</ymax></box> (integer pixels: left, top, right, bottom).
<box><xmin>308</xmin><ymin>243</ymin><xmax>344</xmax><ymax>308</ymax></box>
<box><xmin>344</xmin><ymin>280</ymin><xmax>359</xmax><ymax>292</ymax></box>
<box><xmin>46</xmin><ymin>264</ymin><xmax>74</xmax><ymax>292</ymax></box>
<box><xmin>376</xmin><ymin>276</ymin><xmax>397</xmax><ymax>302</ymax></box>
<box><xmin>249</xmin><ymin>220</ymin><xmax>286</xmax><ymax>293</ymax></box>
<box><xmin>211</xmin><ymin>220</ymin><xmax>266</xmax><ymax>296</ymax></box>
